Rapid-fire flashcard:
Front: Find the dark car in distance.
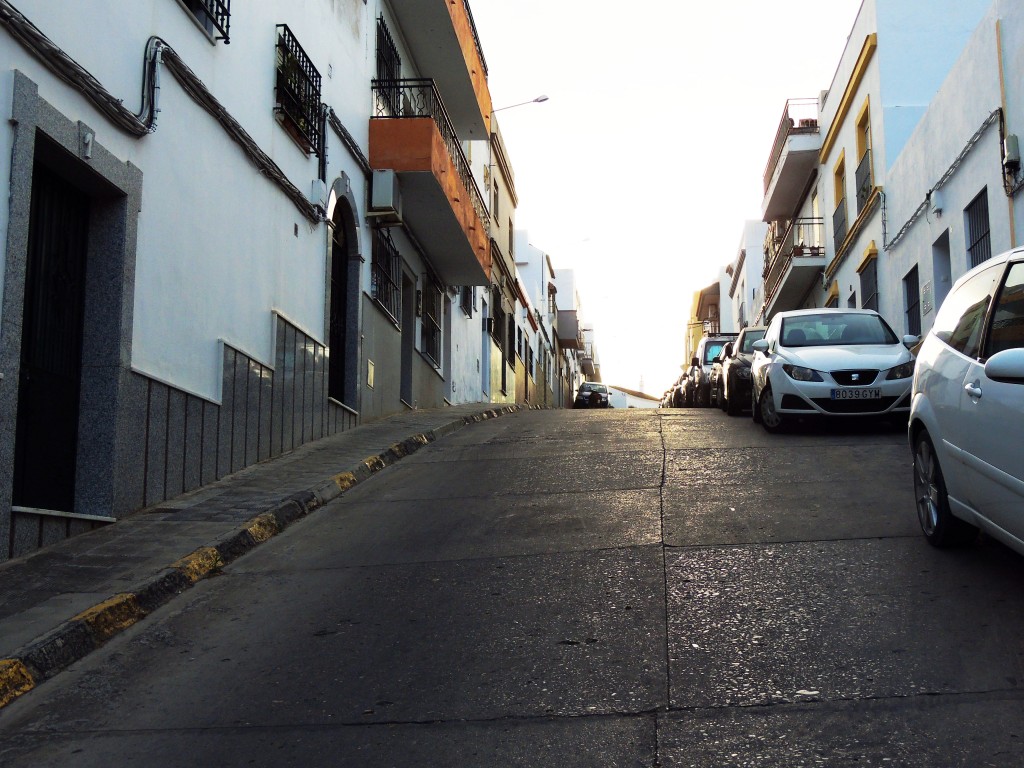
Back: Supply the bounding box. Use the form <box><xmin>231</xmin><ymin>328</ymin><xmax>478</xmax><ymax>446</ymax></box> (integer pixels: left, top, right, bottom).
<box><xmin>574</xmin><ymin>382</ymin><xmax>610</xmax><ymax>408</ymax></box>
<box><xmin>711</xmin><ymin>326</ymin><xmax>767</xmax><ymax>415</ymax></box>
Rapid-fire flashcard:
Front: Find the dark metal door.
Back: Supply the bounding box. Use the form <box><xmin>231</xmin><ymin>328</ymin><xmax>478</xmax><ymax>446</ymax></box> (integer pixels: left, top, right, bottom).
<box><xmin>13</xmin><ymin>164</ymin><xmax>90</xmax><ymax>511</ymax></box>
<box><xmin>328</xmin><ymin>218</ymin><xmax>348</xmax><ymax>404</ymax></box>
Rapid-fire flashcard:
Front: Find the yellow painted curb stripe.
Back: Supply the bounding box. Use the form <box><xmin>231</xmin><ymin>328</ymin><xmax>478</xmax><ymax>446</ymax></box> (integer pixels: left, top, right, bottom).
<box><xmin>364</xmin><ymin>455</ymin><xmax>386</xmax><ymax>473</ymax></box>
<box><xmin>72</xmin><ymin>593</ymin><xmax>144</xmax><ymax>642</ymax></box>
<box><xmin>246</xmin><ymin>513</ymin><xmax>280</xmax><ymax>543</ymax></box>
<box><xmin>333</xmin><ymin>471</ymin><xmax>358</xmax><ymax>491</ymax></box>
<box><xmin>173</xmin><ymin>547</ymin><xmax>223</xmax><ymax>583</ymax></box>
<box><xmin>0</xmin><ymin>659</ymin><xmax>35</xmax><ymax>708</ymax></box>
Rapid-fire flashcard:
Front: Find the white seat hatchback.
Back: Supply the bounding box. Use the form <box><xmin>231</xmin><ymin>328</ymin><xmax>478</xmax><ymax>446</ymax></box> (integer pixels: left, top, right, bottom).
<box><xmin>909</xmin><ymin>249</ymin><xmax>1024</xmax><ymax>551</ymax></box>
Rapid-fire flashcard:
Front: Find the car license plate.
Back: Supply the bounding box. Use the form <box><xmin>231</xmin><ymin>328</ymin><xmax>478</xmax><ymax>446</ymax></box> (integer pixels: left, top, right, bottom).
<box><xmin>831</xmin><ymin>387</ymin><xmax>881</xmax><ymax>400</ymax></box>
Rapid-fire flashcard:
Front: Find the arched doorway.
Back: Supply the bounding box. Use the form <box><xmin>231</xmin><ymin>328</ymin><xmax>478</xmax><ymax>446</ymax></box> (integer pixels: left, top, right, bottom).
<box><xmin>326</xmin><ymin>176</ymin><xmax>360</xmax><ymax>409</ymax></box>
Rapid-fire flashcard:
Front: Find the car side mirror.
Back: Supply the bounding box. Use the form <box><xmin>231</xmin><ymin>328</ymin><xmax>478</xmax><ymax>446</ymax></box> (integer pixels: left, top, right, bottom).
<box><xmin>752</xmin><ymin>339</ymin><xmax>769</xmax><ymax>353</ymax></box>
<box><xmin>985</xmin><ymin>347</ymin><xmax>1024</xmax><ymax>383</ymax></box>
<box><xmin>902</xmin><ymin>334</ymin><xmax>920</xmax><ymax>349</ymax></box>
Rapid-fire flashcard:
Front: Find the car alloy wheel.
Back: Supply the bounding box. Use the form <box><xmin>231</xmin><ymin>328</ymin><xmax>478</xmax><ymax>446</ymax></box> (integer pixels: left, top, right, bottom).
<box><xmin>912</xmin><ymin>431</ymin><xmax>978</xmax><ymax>547</ymax></box>
<box><xmin>758</xmin><ymin>384</ymin><xmax>786</xmax><ymax>433</ymax></box>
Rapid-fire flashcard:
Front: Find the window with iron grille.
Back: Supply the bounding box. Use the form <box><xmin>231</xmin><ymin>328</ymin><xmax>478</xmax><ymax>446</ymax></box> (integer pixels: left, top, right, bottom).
<box><xmin>904</xmin><ymin>266</ymin><xmax>921</xmax><ymax>336</ymax></box>
<box><xmin>376</xmin><ymin>16</ymin><xmax>402</xmax><ymax>116</ymax></box>
<box><xmin>421</xmin><ymin>278</ymin><xmax>442</xmax><ymax>366</ymax></box>
<box><xmin>860</xmin><ymin>259</ymin><xmax>879</xmax><ymax>311</ymax></box>
<box><xmin>371</xmin><ymin>228</ymin><xmax>401</xmax><ymax>322</ymax></box>
<box><xmin>508</xmin><ymin>219</ymin><xmax>514</xmax><ymax>257</ymax></box>
<box><xmin>966</xmin><ymin>189</ymin><xmax>991</xmax><ymax>268</ymax></box>
<box><xmin>275</xmin><ymin>25</ymin><xmax>323</xmax><ymax>157</ymax></box>
<box><xmin>182</xmin><ymin>0</ymin><xmax>230</xmax><ymax>42</ymax></box>
<box><xmin>855</xmin><ymin>149</ymin><xmax>873</xmax><ymax>213</ymax></box>
<box><xmin>460</xmin><ymin>286</ymin><xmax>473</xmax><ymax>317</ymax></box>
<box><xmin>490</xmin><ymin>286</ymin><xmax>505</xmax><ymax>344</ymax></box>
<box><xmin>833</xmin><ymin>198</ymin><xmax>848</xmax><ymax>253</ymax></box>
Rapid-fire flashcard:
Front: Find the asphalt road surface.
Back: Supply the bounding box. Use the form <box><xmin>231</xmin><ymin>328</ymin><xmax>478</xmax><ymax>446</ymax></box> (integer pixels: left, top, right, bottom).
<box><xmin>2</xmin><ymin>408</ymin><xmax>1024</xmax><ymax>766</ymax></box>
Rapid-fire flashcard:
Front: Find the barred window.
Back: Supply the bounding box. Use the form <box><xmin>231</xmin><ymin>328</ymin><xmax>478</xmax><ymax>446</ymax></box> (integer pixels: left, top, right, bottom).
<box><xmin>422</xmin><ymin>278</ymin><xmax>442</xmax><ymax>366</ymax></box>
<box><xmin>183</xmin><ymin>0</ymin><xmax>230</xmax><ymax>42</ymax></box>
<box><xmin>371</xmin><ymin>228</ymin><xmax>401</xmax><ymax>322</ymax></box>
<box><xmin>460</xmin><ymin>286</ymin><xmax>473</xmax><ymax>317</ymax></box>
<box><xmin>275</xmin><ymin>25</ymin><xmax>323</xmax><ymax>156</ymax></box>
<box><xmin>860</xmin><ymin>259</ymin><xmax>879</xmax><ymax>312</ymax></box>
<box><xmin>376</xmin><ymin>16</ymin><xmax>402</xmax><ymax>116</ymax></box>
<box><xmin>904</xmin><ymin>265</ymin><xmax>921</xmax><ymax>336</ymax></box>
<box><xmin>966</xmin><ymin>189</ymin><xmax>991</xmax><ymax>268</ymax></box>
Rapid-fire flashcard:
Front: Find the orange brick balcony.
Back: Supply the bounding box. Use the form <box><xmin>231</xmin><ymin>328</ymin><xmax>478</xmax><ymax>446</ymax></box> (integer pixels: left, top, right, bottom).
<box><xmin>370</xmin><ymin>79</ymin><xmax>490</xmax><ymax>285</ymax></box>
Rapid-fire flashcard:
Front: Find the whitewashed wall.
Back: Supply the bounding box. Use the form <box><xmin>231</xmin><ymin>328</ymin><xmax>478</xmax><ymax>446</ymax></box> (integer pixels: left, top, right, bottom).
<box><xmin>2</xmin><ymin>0</ymin><xmax>375</xmax><ymax>402</ymax></box>
<box><xmin>883</xmin><ymin>1</ymin><xmax>1019</xmax><ymax>335</ymax></box>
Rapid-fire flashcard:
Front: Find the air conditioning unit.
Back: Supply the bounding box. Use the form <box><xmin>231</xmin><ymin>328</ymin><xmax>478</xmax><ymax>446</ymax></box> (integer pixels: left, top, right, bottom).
<box><xmin>369</xmin><ymin>169</ymin><xmax>402</xmax><ymax>225</ymax></box>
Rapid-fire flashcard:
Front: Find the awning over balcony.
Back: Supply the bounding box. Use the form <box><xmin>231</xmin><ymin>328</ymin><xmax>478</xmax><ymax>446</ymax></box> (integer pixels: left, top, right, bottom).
<box><xmin>387</xmin><ymin>0</ymin><xmax>492</xmax><ymax>138</ymax></box>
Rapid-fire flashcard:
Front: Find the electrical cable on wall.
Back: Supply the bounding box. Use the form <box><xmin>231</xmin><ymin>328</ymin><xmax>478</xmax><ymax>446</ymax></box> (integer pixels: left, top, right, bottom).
<box><xmin>0</xmin><ymin>0</ymin><xmax>383</xmax><ymax>225</ymax></box>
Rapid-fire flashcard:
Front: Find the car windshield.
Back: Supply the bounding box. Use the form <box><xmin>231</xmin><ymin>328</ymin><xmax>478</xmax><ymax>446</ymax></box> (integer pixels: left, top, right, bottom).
<box><xmin>704</xmin><ymin>344</ymin><xmax>725</xmax><ymax>364</ymax></box>
<box><xmin>780</xmin><ymin>313</ymin><xmax>898</xmax><ymax>347</ymax></box>
<box><xmin>580</xmin><ymin>384</ymin><xmax>607</xmax><ymax>394</ymax></box>
<box><xmin>739</xmin><ymin>330</ymin><xmax>766</xmax><ymax>353</ymax></box>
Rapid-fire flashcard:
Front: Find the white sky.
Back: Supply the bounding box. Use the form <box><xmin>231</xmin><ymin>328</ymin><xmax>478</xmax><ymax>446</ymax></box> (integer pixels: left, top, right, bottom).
<box><xmin>469</xmin><ymin>0</ymin><xmax>864</xmax><ymax>395</ymax></box>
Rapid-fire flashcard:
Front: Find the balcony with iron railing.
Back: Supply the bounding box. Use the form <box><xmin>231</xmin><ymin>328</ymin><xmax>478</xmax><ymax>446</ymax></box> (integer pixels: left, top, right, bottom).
<box><xmin>369</xmin><ymin>78</ymin><xmax>490</xmax><ymax>285</ymax></box>
<box><xmin>761</xmin><ymin>217</ymin><xmax>826</xmax><ymax>317</ymax></box>
<box><xmin>762</xmin><ymin>98</ymin><xmax>821</xmax><ymax>221</ymax></box>
<box><xmin>187</xmin><ymin>0</ymin><xmax>230</xmax><ymax>42</ymax></box>
<box><xmin>385</xmin><ymin>0</ymin><xmax>492</xmax><ymax>139</ymax></box>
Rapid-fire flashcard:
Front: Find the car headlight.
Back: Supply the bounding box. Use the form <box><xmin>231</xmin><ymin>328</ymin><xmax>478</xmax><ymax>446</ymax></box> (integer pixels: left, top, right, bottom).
<box><xmin>782</xmin><ymin>364</ymin><xmax>824</xmax><ymax>382</ymax></box>
<box><xmin>885</xmin><ymin>361</ymin><xmax>916</xmax><ymax>380</ymax></box>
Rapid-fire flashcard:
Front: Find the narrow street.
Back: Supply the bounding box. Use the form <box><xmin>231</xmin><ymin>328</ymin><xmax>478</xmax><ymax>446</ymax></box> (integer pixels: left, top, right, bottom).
<box><xmin>2</xmin><ymin>408</ymin><xmax>1024</xmax><ymax>766</ymax></box>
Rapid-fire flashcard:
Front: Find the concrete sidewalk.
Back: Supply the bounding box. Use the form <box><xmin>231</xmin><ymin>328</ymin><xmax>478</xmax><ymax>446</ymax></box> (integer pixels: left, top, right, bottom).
<box><xmin>0</xmin><ymin>403</ymin><xmax>528</xmax><ymax>710</ymax></box>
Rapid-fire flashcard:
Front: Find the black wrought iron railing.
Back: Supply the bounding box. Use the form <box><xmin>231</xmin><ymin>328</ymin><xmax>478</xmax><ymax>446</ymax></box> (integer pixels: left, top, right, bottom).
<box><xmin>376</xmin><ymin>16</ymin><xmax>402</xmax><ymax>115</ymax></box>
<box><xmin>762</xmin><ymin>217</ymin><xmax>825</xmax><ymax>308</ymax></box>
<box><xmin>186</xmin><ymin>0</ymin><xmax>231</xmax><ymax>42</ymax></box>
<box><xmin>460</xmin><ymin>0</ymin><xmax>489</xmax><ymax>76</ymax></box>
<box><xmin>833</xmin><ymin>200</ymin><xmax>849</xmax><ymax>254</ymax></box>
<box><xmin>275</xmin><ymin>25</ymin><xmax>323</xmax><ymax>157</ymax></box>
<box><xmin>421</xmin><ymin>284</ymin><xmax>442</xmax><ymax>366</ymax></box>
<box><xmin>855</xmin><ymin>149</ymin><xmax>873</xmax><ymax>213</ymax></box>
<box><xmin>371</xmin><ymin>228</ymin><xmax>402</xmax><ymax>322</ymax></box>
<box><xmin>371</xmin><ymin>78</ymin><xmax>487</xmax><ymax>226</ymax></box>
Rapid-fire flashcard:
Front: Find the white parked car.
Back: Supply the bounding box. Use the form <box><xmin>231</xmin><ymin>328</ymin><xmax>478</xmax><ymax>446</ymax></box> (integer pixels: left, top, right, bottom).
<box><xmin>750</xmin><ymin>308</ymin><xmax>918</xmax><ymax>433</ymax></box>
<box><xmin>909</xmin><ymin>249</ymin><xmax>1024</xmax><ymax>551</ymax></box>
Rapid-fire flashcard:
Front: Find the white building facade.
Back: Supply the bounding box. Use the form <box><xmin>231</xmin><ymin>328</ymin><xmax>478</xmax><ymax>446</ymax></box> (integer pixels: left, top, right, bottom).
<box><xmin>0</xmin><ymin>0</ymin><xmax>501</xmax><ymax>559</ymax></box>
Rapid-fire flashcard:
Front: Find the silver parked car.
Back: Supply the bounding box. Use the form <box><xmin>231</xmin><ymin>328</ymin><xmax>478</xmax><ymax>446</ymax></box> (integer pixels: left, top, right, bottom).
<box><xmin>910</xmin><ymin>248</ymin><xmax>1024</xmax><ymax>551</ymax></box>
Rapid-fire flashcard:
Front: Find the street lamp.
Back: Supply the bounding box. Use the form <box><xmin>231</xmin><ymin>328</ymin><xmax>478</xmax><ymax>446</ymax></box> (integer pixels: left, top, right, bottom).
<box><xmin>491</xmin><ymin>94</ymin><xmax>549</xmax><ymax>114</ymax></box>
<box><xmin>486</xmin><ymin>95</ymin><xmax>549</xmax><ymax>234</ymax></box>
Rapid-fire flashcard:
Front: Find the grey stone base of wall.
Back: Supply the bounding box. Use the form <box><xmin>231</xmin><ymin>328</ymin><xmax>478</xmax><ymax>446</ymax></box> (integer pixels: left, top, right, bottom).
<box><xmin>8</xmin><ymin>315</ymin><xmax>357</xmax><ymax>559</ymax></box>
